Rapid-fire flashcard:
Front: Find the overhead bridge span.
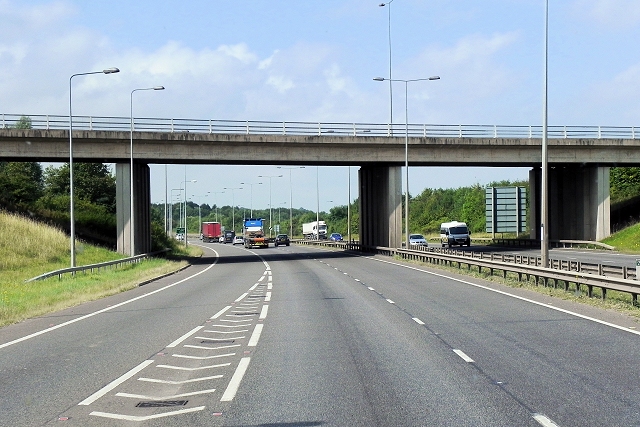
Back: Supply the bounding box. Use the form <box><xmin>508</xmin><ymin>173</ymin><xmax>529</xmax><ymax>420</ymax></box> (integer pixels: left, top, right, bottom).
<box><xmin>2</xmin><ymin>113</ymin><xmax>638</xmax><ymax>254</ymax></box>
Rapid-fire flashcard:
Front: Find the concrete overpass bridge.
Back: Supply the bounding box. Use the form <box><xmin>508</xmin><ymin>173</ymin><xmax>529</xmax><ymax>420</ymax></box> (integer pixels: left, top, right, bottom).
<box><xmin>2</xmin><ymin>113</ymin><xmax>639</xmax><ymax>254</ymax></box>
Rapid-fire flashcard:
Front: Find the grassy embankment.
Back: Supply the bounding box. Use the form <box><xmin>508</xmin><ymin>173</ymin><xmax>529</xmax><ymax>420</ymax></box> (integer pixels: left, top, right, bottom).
<box><xmin>0</xmin><ymin>211</ymin><xmax>198</xmax><ymax>327</ymax></box>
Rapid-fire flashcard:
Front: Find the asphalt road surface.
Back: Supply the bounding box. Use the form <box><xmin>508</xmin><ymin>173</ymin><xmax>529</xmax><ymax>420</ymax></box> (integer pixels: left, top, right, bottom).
<box><xmin>1</xmin><ymin>241</ymin><xmax>639</xmax><ymax>426</ymax></box>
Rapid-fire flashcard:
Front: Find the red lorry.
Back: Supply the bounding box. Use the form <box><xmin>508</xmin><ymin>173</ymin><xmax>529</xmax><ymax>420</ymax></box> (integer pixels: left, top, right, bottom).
<box><xmin>201</xmin><ymin>221</ymin><xmax>222</xmax><ymax>243</ymax></box>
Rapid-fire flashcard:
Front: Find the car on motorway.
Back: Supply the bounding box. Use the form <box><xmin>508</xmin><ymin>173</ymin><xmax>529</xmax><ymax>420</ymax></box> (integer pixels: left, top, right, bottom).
<box><xmin>233</xmin><ymin>236</ymin><xmax>244</xmax><ymax>245</ymax></box>
<box><xmin>329</xmin><ymin>233</ymin><xmax>343</xmax><ymax>242</ymax></box>
<box><xmin>274</xmin><ymin>234</ymin><xmax>290</xmax><ymax>247</ymax></box>
<box><xmin>408</xmin><ymin>234</ymin><xmax>427</xmax><ymax>246</ymax></box>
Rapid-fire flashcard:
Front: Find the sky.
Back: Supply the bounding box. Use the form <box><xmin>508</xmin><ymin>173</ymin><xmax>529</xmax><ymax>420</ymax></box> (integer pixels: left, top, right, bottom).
<box><xmin>2</xmin><ymin>0</ymin><xmax>640</xmax><ymax>212</ymax></box>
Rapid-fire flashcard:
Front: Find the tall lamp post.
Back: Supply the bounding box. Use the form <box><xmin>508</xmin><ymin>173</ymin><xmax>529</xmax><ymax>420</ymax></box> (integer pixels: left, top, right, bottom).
<box><xmin>258</xmin><ymin>174</ymin><xmax>282</xmax><ymax>238</ymax></box>
<box><xmin>374</xmin><ymin>75</ymin><xmax>440</xmax><ymax>247</ymax></box>
<box><xmin>277</xmin><ymin>166</ymin><xmax>305</xmax><ymax>238</ymax></box>
<box><xmin>130</xmin><ymin>86</ymin><xmax>164</xmax><ymax>256</ymax></box>
<box><xmin>210</xmin><ymin>191</ymin><xmax>225</xmax><ymax>223</ymax></box>
<box><xmin>181</xmin><ymin>179</ymin><xmax>196</xmax><ymax>247</ymax></box>
<box><xmin>224</xmin><ymin>187</ymin><xmax>243</xmax><ymax>232</ymax></box>
<box><xmin>541</xmin><ymin>0</ymin><xmax>549</xmax><ymax>267</ymax></box>
<box><xmin>240</xmin><ymin>181</ymin><xmax>262</xmax><ymax>217</ymax></box>
<box><xmin>68</xmin><ymin>67</ymin><xmax>119</xmax><ymax>267</ymax></box>
<box><xmin>379</xmin><ymin>0</ymin><xmax>394</xmax><ymax>133</ymax></box>
<box><xmin>170</xmin><ymin>188</ymin><xmax>183</xmax><ymax>235</ymax></box>
<box><xmin>193</xmin><ymin>192</ymin><xmax>210</xmax><ymax>237</ymax></box>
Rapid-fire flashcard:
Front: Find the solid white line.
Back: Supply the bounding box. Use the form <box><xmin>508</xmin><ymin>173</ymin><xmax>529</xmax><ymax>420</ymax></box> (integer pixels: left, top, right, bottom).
<box><xmin>0</xmin><ymin>254</ymin><xmax>220</xmax><ymax>350</ymax></box>
<box><xmin>259</xmin><ymin>305</ymin><xmax>269</xmax><ymax>320</ymax></box>
<box><xmin>173</xmin><ymin>352</ymin><xmax>235</xmax><ymax>360</ymax></box>
<box><xmin>412</xmin><ymin>317</ymin><xmax>425</xmax><ymax>325</ymax></box>
<box><xmin>453</xmin><ymin>349</ymin><xmax>475</xmax><ymax>363</ymax></box>
<box><xmin>266</xmin><ymin>269</ymin><xmax>272</xmax><ymax>275</ymax></box>
<box><xmin>157</xmin><ymin>362</ymin><xmax>230</xmax><ymax>371</ymax></box>
<box><xmin>116</xmin><ymin>388</ymin><xmax>217</xmax><ymax>400</ymax></box>
<box><xmin>220</xmin><ymin>357</ymin><xmax>251</xmax><ymax>401</ymax></box>
<box><xmin>184</xmin><ymin>344</ymin><xmax>240</xmax><ymax>351</ymax></box>
<box><xmin>90</xmin><ymin>406</ymin><xmax>205</xmax><ymax>421</ymax></box>
<box><xmin>195</xmin><ymin>336</ymin><xmax>245</xmax><ymax>341</ymax></box>
<box><xmin>265</xmin><ymin>291</ymin><xmax>272</xmax><ymax>302</ymax></box>
<box><xmin>78</xmin><ymin>360</ymin><xmax>154</xmax><ymax>405</ymax></box>
<box><xmin>138</xmin><ymin>375</ymin><xmax>222</xmax><ymax>384</ymax></box>
<box><xmin>258</xmin><ymin>275</ymin><xmax>265</xmax><ymax>282</ymax></box>
<box><xmin>209</xmin><ymin>323</ymin><xmax>252</xmax><ymax>328</ymax></box>
<box><xmin>532</xmin><ymin>413</ymin><xmax>561</xmax><ymax>426</ymax></box>
<box><xmin>370</xmin><ymin>257</ymin><xmax>640</xmax><ymax>336</ymax></box>
<box><xmin>248</xmin><ymin>324</ymin><xmax>263</xmax><ymax>346</ymax></box>
<box><xmin>166</xmin><ymin>326</ymin><xmax>203</xmax><ymax>348</ymax></box>
<box><xmin>210</xmin><ymin>306</ymin><xmax>231</xmax><ymax>319</ymax></box>
<box><xmin>249</xmin><ymin>283</ymin><xmax>259</xmax><ymax>291</ymax></box>
<box><xmin>235</xmin><ymin>292</ymin><xmax>248</xmax><ymax>302</ymax></box>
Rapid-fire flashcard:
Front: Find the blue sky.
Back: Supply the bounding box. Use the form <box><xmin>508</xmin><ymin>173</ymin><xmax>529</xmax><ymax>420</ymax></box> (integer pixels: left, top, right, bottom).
<box><xmin>2</xmin><ymin>0</ymin><xmax>640</xmax><ymax>212</ymax></box>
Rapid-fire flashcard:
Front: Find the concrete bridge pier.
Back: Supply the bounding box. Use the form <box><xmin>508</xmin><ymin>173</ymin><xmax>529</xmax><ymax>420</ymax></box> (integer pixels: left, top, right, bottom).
<box><xmin>530</xmin><ymin>165</ymin><xmax>610</xmax><ymax>241</ymax></box>
<box><xmin>359</xmin><ymin>166</ymin><xmax>403</xmax><ymax>248</ymax></box>
<box><xmin>116</xmin><ymin>162</ymin><xmax>152</xmax><ymax>255</ymax></box>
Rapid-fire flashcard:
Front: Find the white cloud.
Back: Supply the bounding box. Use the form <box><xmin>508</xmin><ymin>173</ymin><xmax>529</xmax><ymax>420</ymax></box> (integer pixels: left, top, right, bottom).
<box><xmin>572</xmin><ymin>0</ymin><xmax>640</xmax><ymax>29</ymax></box>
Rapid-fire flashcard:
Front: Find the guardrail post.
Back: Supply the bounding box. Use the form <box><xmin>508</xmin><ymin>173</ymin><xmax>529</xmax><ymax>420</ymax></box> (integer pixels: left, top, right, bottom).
<box><xmin>319</xmin><ymin>123</ymin><xmax>322</xmax><ymax>136</ymax></box>
<box><xmin>89</xmin><ymin>116</ymin><xmax>93</xmax><ymax>131</ymax></box>
<box><xmin>353</xmin><ymin>123</ymin><xmax>356</xmax><ymax>136</ymax></box>
<box><xmin>529</xmin><ymin>125</ymin><xmax>532</xmax><ymax>139</ymax></box>
<box><xmin>459</xmin><ymin>124</ymin><xmax>462</xmax><ymax>138</ymax></box>
<box><xmin>246</xmin><ymin>121</ymin><xmax>250</xmax><ymax>134</ymax></box>
<box><xmin>283</xmin><ymin>122</ymin><xmax>286</xmax><ymax>135</ymax></box>
<box><xmin>209</xmin><ymin>119</ymin><xmax>212</xmax><ymax>134</ymax></box>
<box><xmin>171</xmin><ymin>118</ymin><xmax>174</xmax><ymax>132</ymax></box>
<box><xmin>633</xmin><ymin>126</ymin><xmax>636</xmax><ymax>139</ymax></box>
<box><xmin>494</xmin><ymin>125</ymin><xmax>497</xmax><ymax>138</ymax></box>
<box><xmin>598</xmin><ymin>126</ymin><xmax>602</xmax><ymax>139</ymax></box>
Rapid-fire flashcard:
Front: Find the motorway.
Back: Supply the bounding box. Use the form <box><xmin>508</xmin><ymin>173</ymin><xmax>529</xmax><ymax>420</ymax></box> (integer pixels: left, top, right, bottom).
<box><xmin>1</xmin><ymin>242</ymin><xmax>639</xmax><ymax>426</ymax></box>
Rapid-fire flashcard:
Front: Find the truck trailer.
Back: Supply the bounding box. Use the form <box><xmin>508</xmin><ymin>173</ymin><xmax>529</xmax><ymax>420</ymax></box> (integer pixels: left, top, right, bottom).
<box><xmin>302</xmin><ymin>220</ymin><xmax>327</xmax><ymax>240</ymax></box>
<box><xmin>201</xmin><ymin>221</ymin><xmax>222</xmax><ymax>243</ymax></box>
<box><xmin>243</xmin><ymin>218</ymin><xmax>269</xmax><ymax>249</ymax></box>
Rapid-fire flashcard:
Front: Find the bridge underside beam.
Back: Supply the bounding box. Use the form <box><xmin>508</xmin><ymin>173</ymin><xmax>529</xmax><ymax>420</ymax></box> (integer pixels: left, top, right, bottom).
<box><xmin>359</xmin><ymin>166</ymin><xmax>402</xmax><ymax>248</ymax></box>
<box><xmin>530</xmin><ymin>165</ymin><xmax>610</xmax><ymax>241</ymax></box>
<box><xmin>116</xmin><ymin>163</ymin><xmax>151</xmax><ymax>255</ymax></box>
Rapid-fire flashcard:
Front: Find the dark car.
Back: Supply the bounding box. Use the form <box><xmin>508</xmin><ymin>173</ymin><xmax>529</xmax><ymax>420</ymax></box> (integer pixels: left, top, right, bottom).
<box><xmin>329</xmin><ymin>233</ymin><xmax>343</xmax><ymax>242</ymax></box>
<box><xmin>274</xmin><ymin>234</ymin><xmax>290</xmax><ymax>247</ymax></box>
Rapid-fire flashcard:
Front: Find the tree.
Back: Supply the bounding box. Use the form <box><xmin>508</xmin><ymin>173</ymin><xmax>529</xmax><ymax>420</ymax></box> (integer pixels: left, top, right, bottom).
<box><xmin>43</xmin><ymin>163</ymin><xmax>116</xmax><ymax>212</ymax></box>
<box><xmin>0</xmin><ymin>116</ymin><xmax>43</xmax><ymax>209</ymax></box>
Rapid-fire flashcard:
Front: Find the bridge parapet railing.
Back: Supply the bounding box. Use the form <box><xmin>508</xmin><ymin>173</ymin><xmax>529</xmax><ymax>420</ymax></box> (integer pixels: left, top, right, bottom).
<box><xmin>2</xmin><ymin>113</ymin><xmax>639</xmax><ymax>140</ymax></box>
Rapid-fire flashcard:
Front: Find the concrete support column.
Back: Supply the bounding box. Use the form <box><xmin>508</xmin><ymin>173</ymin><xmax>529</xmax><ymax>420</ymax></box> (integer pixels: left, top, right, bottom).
<box><xmin>529</xmin><ymin>165</ymin><xmax>610</xmax><ymax>241</ymax></box>
<box><xmin>116</xmin><ymin>162</ymin><xmax>151</xmax><ymax>255</ymax></box>
<box><xmin>359</xmin><ymin>165</ymin><xmax>402</xmax><ymax>248</ymax></box>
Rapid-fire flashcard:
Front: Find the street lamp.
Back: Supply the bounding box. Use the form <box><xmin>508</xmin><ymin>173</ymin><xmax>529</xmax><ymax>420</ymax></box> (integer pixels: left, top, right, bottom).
<box><xmin>258</xmin><ymin>174</ymin><xmax>282</xmax><ymax>238</ymax></box>
<box><xmin>240</xmin><ymin>181</ymin><xmax>263</xmax><ymax>217</ymax></box>
<box><xmin>541</xmin><ymin>0</ymin><xmax>549</xmax><ymax>267</ymax></box>
<box><xmin>224</xmin><ymin>187</ymin><xmax>243</xmax><ymax>232</ymax></box>
<box><xmin>181</xmin><ymin>179</ymin><xmax>196</xmax><ymax>246</ymax></box>
<box><xmin>193</xmin><ymin>192</ymin><xmax>210</xmax><ymax>237</ymax></box>
<box><xmin>130</xmin><ymin>85</ymin><xmax>164</xmax><ymax>256</ymax></box>
<box><xmin>379</xmin><ymin>0</ymin><xmax>395</xmax><ymax>132</ymax></box>
<box><xmin>210</xmin><ymin>191</ymin><xmax>225</xmax><ymax>223</ymax></box>
<box><xmin>68</xmin><ymin>67</ymin><xmax>119</xmax><ymax>267</ymax></box>
<box><xmin>277</xmin><ymin>166</ymin><xmax>305</xmax><ymax>238</ymax></box>
<box><xmin>374</xmin><ymin>75</ymin><xmax>440</xmax><ymax>247</ymax></box>
<box><xmin>170</xmin><ymin>188</ymin><xmax>183</xmax><ymax>235</ymax></box>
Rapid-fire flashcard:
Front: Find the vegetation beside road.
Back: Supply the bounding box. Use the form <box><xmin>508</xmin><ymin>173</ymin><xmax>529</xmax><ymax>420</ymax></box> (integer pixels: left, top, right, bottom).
<box><xmin>0</xmin><ymin>211</ymin><xmax>194</xmax><ymax>327</ymax></box>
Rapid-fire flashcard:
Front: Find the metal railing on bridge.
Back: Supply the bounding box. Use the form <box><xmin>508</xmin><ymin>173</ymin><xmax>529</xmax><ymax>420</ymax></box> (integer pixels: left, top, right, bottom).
<box><xmin>2</xmin><ymin>113</ymin><xmax>639</xmax><ymax>139</ymax></box>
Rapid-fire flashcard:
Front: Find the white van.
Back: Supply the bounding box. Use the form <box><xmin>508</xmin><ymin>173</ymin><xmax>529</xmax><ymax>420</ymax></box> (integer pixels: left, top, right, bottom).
<box><xmin>440</xmin><ymin>221</ymin><xmax>471</xmax><ymax>247</ymax></box>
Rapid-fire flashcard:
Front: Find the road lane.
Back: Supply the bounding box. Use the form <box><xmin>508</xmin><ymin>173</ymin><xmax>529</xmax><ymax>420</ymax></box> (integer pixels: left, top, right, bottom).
<box><xmin>1</xmin><ymin>242</ymin><xmax>639</xmax><ymax>426</ymax></box>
